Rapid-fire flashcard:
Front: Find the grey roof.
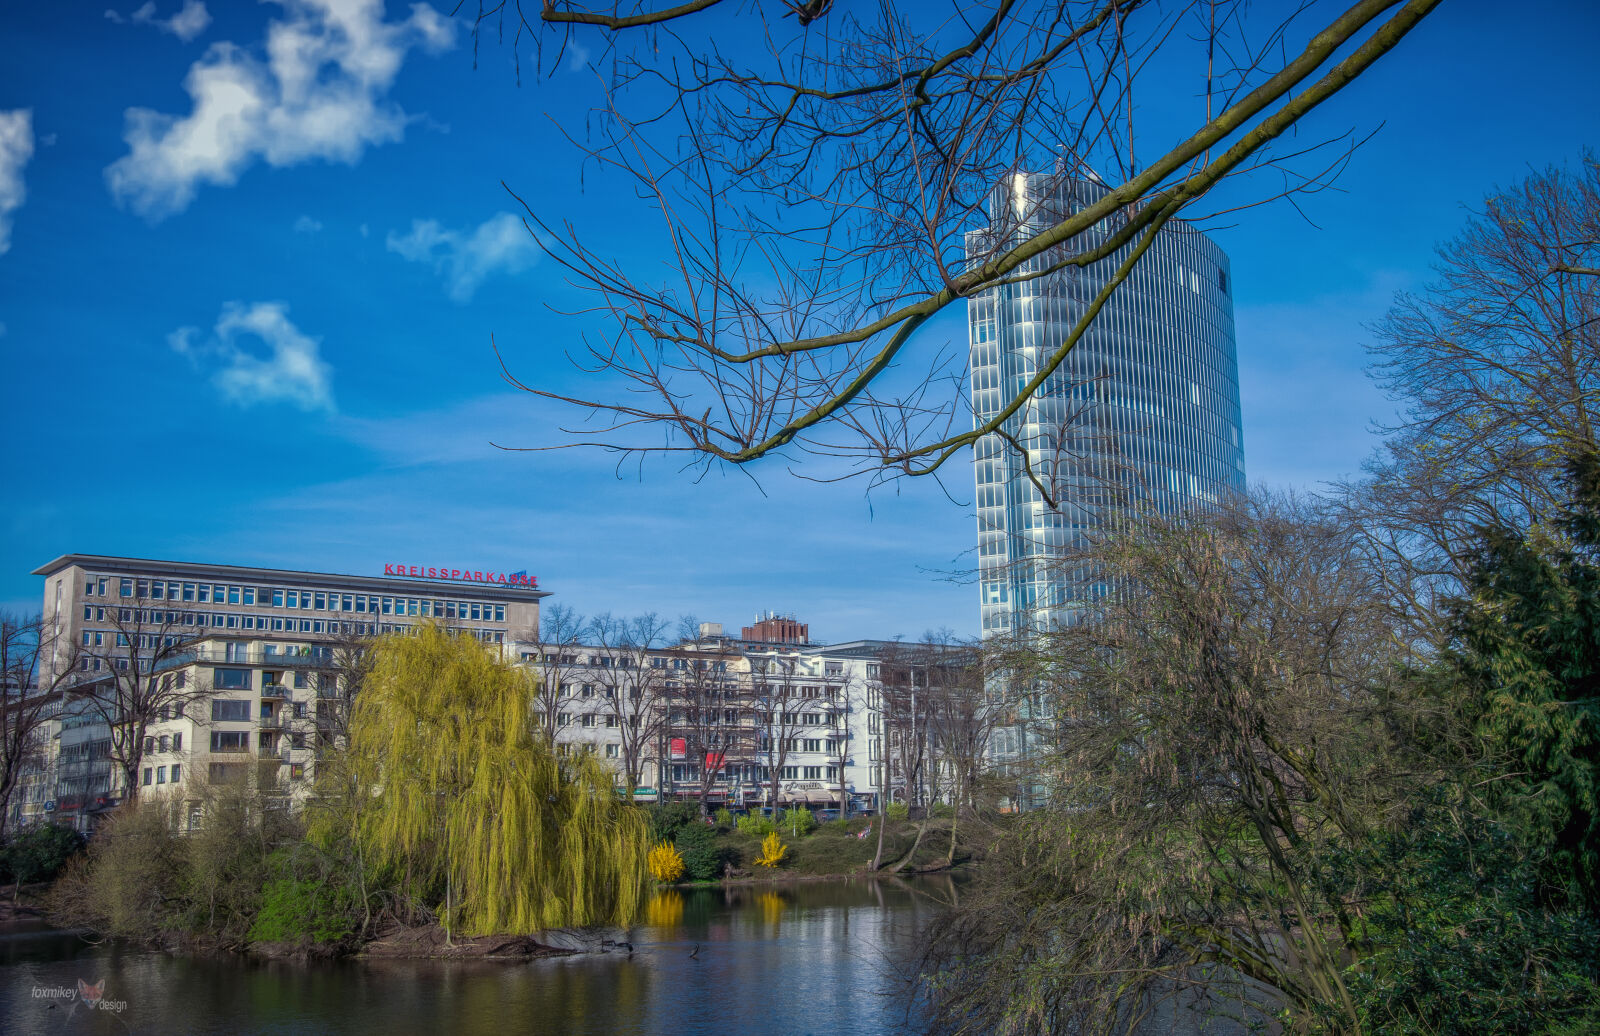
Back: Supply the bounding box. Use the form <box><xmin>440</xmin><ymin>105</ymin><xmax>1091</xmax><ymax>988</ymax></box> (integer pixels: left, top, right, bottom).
<box><xmin>31</xmin><ymin>553</ymin><xmax>550</xmax><ymax>601</ymax></box>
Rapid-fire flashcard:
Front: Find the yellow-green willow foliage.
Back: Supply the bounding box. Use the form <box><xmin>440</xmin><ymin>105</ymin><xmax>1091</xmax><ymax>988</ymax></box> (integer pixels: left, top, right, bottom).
<box><xmin>335</xmin><ymin>624</ymin><xmax>649</xmax><ymax>936</ymax></box>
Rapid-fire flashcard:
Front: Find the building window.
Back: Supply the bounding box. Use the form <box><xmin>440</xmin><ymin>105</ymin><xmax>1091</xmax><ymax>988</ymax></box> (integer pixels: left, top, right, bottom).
<box><xmin>804</xmin><ymin>766</ymin><xmax>821</xmax><ymax>780</ymax></box>
<box><xmin>290</xmin><ymin>763</ymin><xmax>306</xmax><ymax>781</ymax></box>
<box><xmin>142</xmin><ymin>768</ymin><xmax>153</xmax><ymax>785</ymax></box>
<box><xmin>156</xmin><ymin>767</ymin><xmax>166</xmax><ymax>785</ymax></box>
<box><xmin>211</xmin><ymin>699</ymin><xmax>251</xmax><ymax>722</ymax></box>
<box><xmin>294</xmin><ymin>672</ymin><xmax>308</xmax><ymax>689</ymax></box>
<box><xmin>170</xmin><ymin>764</ymin><xmax>181</xmax><ymax>783</ymax></box>
<box><xmin>605</xmin><ymin>744</ymin><xmax>618</xmax><ymax>758</ymax></box>
<box><xmin>581</xmin><ymin>714</ymin><xmax>596</xmax><ymax>728</ymax></box>
<box><xmin>119</xmin><ymin>578</ymin><xmax>134</xmax><ymax>598</ymax></box>
<box><xmin>605</xmin><ymin>715</ymin><xmax>618</xmax><ymax>728</ymax></box>
<box><xmin>210</xmin><ymin>731</ymin><xmax>249</xmax><ymax>753</ymax></box>
<box><xmin>198</xmin><ymin>584</ymin><xmax>211</xmax><ymax>603</ymax></box>
<box><xmin>214</xmin><ymin>668</ymin><xmax>251</xmax><ymax>690</ymax></box>
<box><xmin>557</xmin><ymin>712</ymin><xmax>572</xmax><ymax>727</ymax></box>
<box><xmin>782</xmin><ymin>766</ymin><xmax>798</xmax><ymax>780</ymax></box>
<box><xmin>172</xmin><ymin>733</ymin><xmax>183</xmax><ymax>751</ymax></box>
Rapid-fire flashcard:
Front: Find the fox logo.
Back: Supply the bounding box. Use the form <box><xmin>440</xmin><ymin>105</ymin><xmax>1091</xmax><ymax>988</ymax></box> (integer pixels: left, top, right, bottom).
<box><xmin>76</xmin><ymin>978</ymin><xmax>103</xmax><ymax>1006</ymax></box>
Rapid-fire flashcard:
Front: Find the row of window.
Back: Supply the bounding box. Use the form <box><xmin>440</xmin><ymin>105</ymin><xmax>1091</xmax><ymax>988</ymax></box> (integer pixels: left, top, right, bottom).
<box><xmin>669</xmin><ymin>764</ymin><xmax>840</xmax><ymax>782</ymax></box>
<box><xmin>141</xmin><ymin>764</ymin><xmax>181</xmax><ymax>786</ymax></box>
<box><xmin>82</xmin><ymin>614</ymin><xmax>505</xmax><ymax>645</ymax></box>
<box><xmin>89</xmin><ymin>576</ymin><xmax>509</xmax><ymax>623</ymax></box>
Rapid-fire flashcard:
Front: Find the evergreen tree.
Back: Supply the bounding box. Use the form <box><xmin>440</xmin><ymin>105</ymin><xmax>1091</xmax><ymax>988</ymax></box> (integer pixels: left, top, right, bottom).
<box><xmin>1448</xmin><ymin>452</ymin><xmax>1600</xmax><ymax>909</ymax></box>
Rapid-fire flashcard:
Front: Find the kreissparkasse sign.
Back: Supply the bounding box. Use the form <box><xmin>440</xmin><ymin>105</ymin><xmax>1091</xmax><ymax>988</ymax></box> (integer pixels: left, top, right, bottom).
<box><xmin>383</xmin><ymin>564</ymin><xmax>538</xmax><ymax>588</ymax></box>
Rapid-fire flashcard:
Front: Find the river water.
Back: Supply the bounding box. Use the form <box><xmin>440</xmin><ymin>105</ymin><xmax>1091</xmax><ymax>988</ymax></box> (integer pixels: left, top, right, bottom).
<box><xmin>0</xmin><ymin>878</ymin><xmax>945</xmax><ymax>1035</ymax></box>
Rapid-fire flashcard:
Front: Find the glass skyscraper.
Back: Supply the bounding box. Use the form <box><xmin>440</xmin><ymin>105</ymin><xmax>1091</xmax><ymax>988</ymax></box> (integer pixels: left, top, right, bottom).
<box><xmin>969</xmin><ymin>173</ymin><xmax>1246</xmax><ymax>637</ymax></box>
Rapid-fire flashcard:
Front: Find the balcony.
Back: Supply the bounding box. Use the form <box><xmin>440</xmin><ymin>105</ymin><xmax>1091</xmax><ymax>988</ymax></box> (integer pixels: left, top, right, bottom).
<box><xmin>260</xmin><ymin>683</ymin><xmax>289</xmax><ymax>699</ymax></box>
<box><xmin>162</xmin><ymin>646</ymin><xmax>336</xmax><ymax>669</ymax></box>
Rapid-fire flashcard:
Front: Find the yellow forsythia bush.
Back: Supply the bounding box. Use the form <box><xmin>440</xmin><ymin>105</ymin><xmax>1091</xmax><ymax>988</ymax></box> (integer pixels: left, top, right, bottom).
<box><xmin>647</xmin><ymin>841</ymin><xmax>686</xmax><ymax>882</ymax></box>
<box><xmin>754</xmin><ymin>831</ymin><xmax>788</xmax><ymax>868</ymax></box>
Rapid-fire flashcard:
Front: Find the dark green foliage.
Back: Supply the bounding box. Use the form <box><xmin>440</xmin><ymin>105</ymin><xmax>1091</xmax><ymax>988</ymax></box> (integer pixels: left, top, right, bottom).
<box><xmin>673</xmin><ymin>821</ymin><xmax>727</xmax><ymax>881</ymax></box>
<box><xmin>247</xmin><ymin>879</ymin><xmax>357</xmax><ymax>945</ymax></box>
<box><xmin>0</xmin><ymin>824</ymin><xmax>85</xmax><ymax>885</ymax></box>
<box><xmin>1447</xmin><ymin>452</ymin><xmax>1600</xmax><ymax>907</ymax></box>
<box><xmin>1336</xmin><ymin>804</ymin><xmax>1600</xmax><ymax>1034</ymax></box>
<box><xmin>648</xmin><ymin>802</ymin><xmax>698</xmax><ymax>843</ymax></box>
<box><xmin>777</xmin><ymin>807</ymin><xmax>815</xmax><ymax>836</ymax></box>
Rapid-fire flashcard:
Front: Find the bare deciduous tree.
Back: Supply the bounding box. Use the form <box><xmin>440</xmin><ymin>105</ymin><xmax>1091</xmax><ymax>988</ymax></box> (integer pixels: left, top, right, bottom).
<box><xmin>0</xmin><ymin>613</ymin><xmax>76</xmax><ymax>834</ymax></box>
<box><xmin>749</xmin><ymin>650</ymin><xmax>808</xmax><ymax>815</ymax></box>
<box><xmin>70</xmin><ymin>595</ymin><xmax>210</xmax><ymax>805</ymax></box>
<box><xmin>661</xmin><ymin>637</ymin><xmax>752</xmax><ymax>814</ymax></box>
<box><xmin>1344</xmin><ymin>154</ymin><xmax>1600</xmax><ymax>634</ymax></box>
<box><xmin>528</xmin><ymin>602</ymin><xmax>587</xmax><ymax>745</ymax></box>
<box><xmin>473</xmin><ymin>0</ymin><xmax>1441</xmax><ymax>485</ymax></box>
<box><xmin>587</xmin><ymin>612</ymin><xmax>673</xmax><ymax>800</ymax></box>
<box><xmin>918</xmin><ymin>490</ymin><xmax>1433</xmax><ymax>1035</ymax></box>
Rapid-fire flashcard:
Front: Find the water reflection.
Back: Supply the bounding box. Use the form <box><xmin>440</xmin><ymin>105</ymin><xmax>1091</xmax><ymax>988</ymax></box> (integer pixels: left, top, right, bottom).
<box><xmin>0</xmin><ymin>878</ymin><xmax>941</xmax><ymax>1035</ymax></box>
<box><xmin>644</xmin><ymin>889</ymin><xmax>684</xmax><ymax>929</ymax></box>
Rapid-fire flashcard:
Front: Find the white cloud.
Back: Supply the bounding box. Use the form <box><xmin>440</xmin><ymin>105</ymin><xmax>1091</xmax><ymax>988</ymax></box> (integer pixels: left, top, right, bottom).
<box><xmin>108</xmin><ymin>1</ymin><xmax>213</xmax><ymax>40</ymax></box>
<box><xmin>386</xmin><ymin>212</ymin><xmax>540</xmax><ymax>301</ymax></box>
<box><xmin>292</xmin><ymin>214</ymin><xmax>322</xmax><ymax>233</ymax></box>
<box><xmin>567</xmin><ymin>39</ymin><xmax>591</xmax><ymax>72</ymax></box>
<box><xmin>106</xmin><ymin>0</ymin><xmax>455</xmax><ymax>220</ymax></box>
<box><xmin>170</xmin><ymin>301</ymin><xmax>335</xmax><ymax>411</ymax></box>
<box><xmin>0</xmin><ymin>109</ymin><xmax>35</xmax><ymax>256</ymax></box>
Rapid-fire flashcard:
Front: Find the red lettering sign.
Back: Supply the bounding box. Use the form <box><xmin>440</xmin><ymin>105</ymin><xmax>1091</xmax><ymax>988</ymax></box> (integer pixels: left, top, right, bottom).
<box><xmin>377</xmin><ymin>564</ymin><xmax>538</xmax><ymax>589</ymax></box>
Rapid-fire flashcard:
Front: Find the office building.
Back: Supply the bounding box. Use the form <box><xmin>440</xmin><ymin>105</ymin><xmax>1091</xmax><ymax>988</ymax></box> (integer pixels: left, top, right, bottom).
<box><xmin>968</xmin><ymin>172</ymin><xmax>1247</xmax><ymax>636</ymax></box>
<box><xmin>29</xmin><ymin>554</ymin><xmax>547</xmax><ymax>828</ymax></box>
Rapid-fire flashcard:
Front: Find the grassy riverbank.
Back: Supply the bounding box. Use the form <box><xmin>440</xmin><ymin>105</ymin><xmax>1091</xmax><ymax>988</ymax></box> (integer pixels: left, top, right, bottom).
<box><xmin>645</xmin><ymin>803</ymin><xmax>973</xmax><ymax>886</ymax></box>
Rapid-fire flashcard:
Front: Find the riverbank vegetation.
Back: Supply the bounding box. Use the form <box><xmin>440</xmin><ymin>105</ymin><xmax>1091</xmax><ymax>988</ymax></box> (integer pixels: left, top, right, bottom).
<box><xmin>917</xmin><ymin>160</ymin><xmax>1600</xmax><ymax>1036</ymax></box>
<box><xmin>644</xmin><ymin>802</ymin><xmax>968</xmax><ymax>884</ymax></box>
<box><xmin>46</xmin><ymin>626</ymin><xmax>652</xmax><ymax>955</ymax></box>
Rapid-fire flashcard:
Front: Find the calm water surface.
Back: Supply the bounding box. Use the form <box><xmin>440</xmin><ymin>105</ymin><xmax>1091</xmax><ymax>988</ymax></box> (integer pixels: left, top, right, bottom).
<box><xmin>0</xmin><ymin>878</ymin><xmax>944</xmax><ymax>1035</ymax></box>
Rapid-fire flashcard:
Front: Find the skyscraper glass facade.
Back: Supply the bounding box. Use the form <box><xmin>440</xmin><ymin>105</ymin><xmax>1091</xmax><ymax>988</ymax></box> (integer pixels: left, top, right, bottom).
<box><xmin>969</xmin><ymin>173</ymin><xmax>1246</xmax><ymax>637</ymax></box>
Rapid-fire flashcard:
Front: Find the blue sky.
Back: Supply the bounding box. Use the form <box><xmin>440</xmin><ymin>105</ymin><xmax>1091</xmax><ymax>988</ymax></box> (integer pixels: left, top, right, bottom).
<box><xmin>1</xmin><ymin>1</ymin><xmax>1595</xmax><ymax>641</ymax></box>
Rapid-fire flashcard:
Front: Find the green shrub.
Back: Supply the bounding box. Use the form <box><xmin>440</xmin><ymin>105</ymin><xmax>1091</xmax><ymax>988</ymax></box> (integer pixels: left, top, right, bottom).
<box><xmin>822</xmin><ymin>818</ymin><xmax>857</xmax><ymax>834</ymax></box>
<box><xmin>1335</xmin><ymin>807</ymin><xmax>1600</xmax><ymax>1035</ymax></box>
<box><xmin>736</xmin><ymin>813</ymin><xmax>775</xmax><ymax>837</ymax></box>
<box><xmin>247</xmin><ymin>878</ymin><xmax>357</xmax><ymax>945</ymax></box>
<box><xmin>714</xmin><ymin>807</ymin><xmax>733</xmax><ymax>830</ymax></box>
<box><xmin>674</xmin><ymin>822</ymin><xmax>727</xmax><ymax>881</ymax></box>
<box><xmin>929</xmin><ymin>801</ymin><xmax>954</xmax><ymax>818</ymax></box>
<box><xmin>778</xmin><ymin>807</ymin><xmax>816</xmax><ymax>836</ymax></box>
<box><xmin>886</xmin><ymin>802</ymin><xmax>910</xmax><ymax>821</ymax></box>
<box><xmin>0</xmin><ymin>824</ymin><xmax>85</xmax><ymax>885</ymax></box>
<box><xmin>647</xmin><ymin>802</ymin><xmax>697</xmax><ymax>843</ymax></box>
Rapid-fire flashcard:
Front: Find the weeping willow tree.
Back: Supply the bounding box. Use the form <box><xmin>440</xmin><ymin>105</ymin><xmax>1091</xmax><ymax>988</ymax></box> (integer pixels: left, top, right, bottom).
<box><xmin>326</xmin><ymin>624</ymin><xmax>650</xmax><ymax>936</ymax></box>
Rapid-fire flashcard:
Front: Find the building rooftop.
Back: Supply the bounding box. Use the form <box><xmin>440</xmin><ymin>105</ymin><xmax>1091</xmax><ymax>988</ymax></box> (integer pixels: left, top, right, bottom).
<box><xmin>32</xmin><ymin>554</ymin><xmax>550</xmax><ymax>601</ymax></box>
